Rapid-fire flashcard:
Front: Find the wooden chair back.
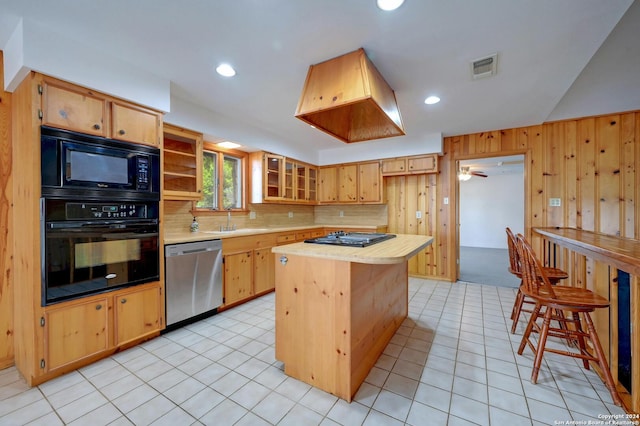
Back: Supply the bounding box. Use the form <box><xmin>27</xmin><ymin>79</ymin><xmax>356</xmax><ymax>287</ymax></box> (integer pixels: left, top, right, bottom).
<box><xmin>515</xmin><ymin>233</ymin><xmax>557</xmax><ymax>299</ymax></box>
<box><xmin>506</xmin><ymin>227</ymin><xmax>521</xmax><ymax>276</ymax></box>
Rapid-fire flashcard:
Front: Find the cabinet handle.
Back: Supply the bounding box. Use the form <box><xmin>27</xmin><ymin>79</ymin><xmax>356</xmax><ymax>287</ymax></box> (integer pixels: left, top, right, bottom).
<box><xmin>93</xmin><ymin>124</ymin><xmax>101</xmax><ymax>130</ymax></box>
<box><xmin>96</xmin><ymin>304</ymin><xmax>102</xmax><ymax>310</ymax></box>
<box><xmin>119</xmin><ymin>129</ymin><xmax>126</xmax><ymax>135</ymax></box>
<box><xmin>120</xmin><ymin>298</ymin><xmax>127</xmax><ymax>304</ymax></box>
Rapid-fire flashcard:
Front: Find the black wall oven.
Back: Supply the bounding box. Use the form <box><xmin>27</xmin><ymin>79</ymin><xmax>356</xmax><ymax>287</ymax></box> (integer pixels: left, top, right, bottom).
<box><xmin>40</xmin><ymin>127</ymin><xmax>161</xmax><ymax>305</ymax></box>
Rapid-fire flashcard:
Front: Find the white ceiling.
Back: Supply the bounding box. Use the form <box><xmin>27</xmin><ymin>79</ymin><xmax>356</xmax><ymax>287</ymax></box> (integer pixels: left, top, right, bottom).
<box><xmin>1</xmin><ymin>0</ymin><xmax>638</xmax><ymax>165</ymax></box>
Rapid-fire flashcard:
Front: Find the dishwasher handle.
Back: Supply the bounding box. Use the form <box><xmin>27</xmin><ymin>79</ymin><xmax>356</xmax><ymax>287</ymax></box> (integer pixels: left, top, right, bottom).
<box><xmin>165</xmin><ymin>241</ymin><xmax>222</xmax><ymax>257</ymax></box>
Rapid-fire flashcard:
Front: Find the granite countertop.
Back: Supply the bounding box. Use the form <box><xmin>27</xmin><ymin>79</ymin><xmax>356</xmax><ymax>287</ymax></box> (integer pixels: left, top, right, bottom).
<box><xmin>163</xmin><ymin>224</ymin><xmax>382</xmax><ymax>245</ymax></box>
<box><xmin>271</xmin><ymin>234</ymin><xmax>434</xmax><ymax>265</ymax></box>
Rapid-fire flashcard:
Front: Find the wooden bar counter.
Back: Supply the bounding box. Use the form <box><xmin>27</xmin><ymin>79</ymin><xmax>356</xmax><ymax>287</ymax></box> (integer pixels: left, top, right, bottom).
<box><xmin>272</xmin><ymin>234</ymin><xmax>433</xmax><ymax>401</ymax></box>
<box><xmin>534</xmin><ymin>227</ymin><xmax>640</xmax><ymax>413</ymax></box>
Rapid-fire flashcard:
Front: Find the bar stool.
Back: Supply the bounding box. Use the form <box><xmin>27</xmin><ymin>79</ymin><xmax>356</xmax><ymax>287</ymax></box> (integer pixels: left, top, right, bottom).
<box><xmin>515</xmin><ymin>233</ymin><xmax>623</xmax><ymax>406</ymax></box>
<box><xmin>506</xmin><ymin>227</ymin><xmax>568</xmax><ymax>333</ymax></box>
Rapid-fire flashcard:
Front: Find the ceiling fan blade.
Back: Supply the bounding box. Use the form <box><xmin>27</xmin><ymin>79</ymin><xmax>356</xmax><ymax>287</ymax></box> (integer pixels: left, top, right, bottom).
<box><xmin>470</xmin><ymin>171</ymin><xmax>488</xmax><ymax>177</ymax></box>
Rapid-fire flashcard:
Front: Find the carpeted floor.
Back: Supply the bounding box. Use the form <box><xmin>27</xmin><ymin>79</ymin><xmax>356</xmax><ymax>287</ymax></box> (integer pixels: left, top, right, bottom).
<box><xmin>459</xmin><ymin>246</ymin><xmax>520</xmax><ymax>288</ymax></box>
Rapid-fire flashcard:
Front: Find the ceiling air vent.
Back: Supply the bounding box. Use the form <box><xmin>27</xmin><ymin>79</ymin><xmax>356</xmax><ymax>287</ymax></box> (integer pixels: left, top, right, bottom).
<box><xmin>471</xmin><ymin>53</ymin><xmax>497</xmax><ymax>80</ymax></box>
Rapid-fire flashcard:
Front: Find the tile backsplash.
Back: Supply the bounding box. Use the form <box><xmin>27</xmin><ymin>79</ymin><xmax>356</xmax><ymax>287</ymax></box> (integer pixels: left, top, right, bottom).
<box><xmin>163</xmin><ymin>201</ymin><xmax>387</xmax><ymax>234</ymax></box>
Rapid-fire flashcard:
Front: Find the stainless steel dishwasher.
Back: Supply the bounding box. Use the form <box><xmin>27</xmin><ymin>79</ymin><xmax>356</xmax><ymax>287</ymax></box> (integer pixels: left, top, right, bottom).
<box><xmin>165</xmin><ymin>239</ymin><xmax>223</xmax><ymax>327</ymax></box>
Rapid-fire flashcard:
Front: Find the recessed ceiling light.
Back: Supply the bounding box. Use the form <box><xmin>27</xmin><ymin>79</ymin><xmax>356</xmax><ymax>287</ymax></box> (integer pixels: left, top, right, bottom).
<box><xmin>424</xmin><ymin>96</ymin><xmax>441</xmax><ymax>105</ymax></box>
<box><xmin>377</xmin><ymin>0</ymin><xmax>404</xmax><ymax>11</ymax></box>
<box><xmin>217</xmin><ymin>141</ymin><xmax>241</xmax><ymax>149</ymax></box>
<box><xmin>216</xmin><ymin>63</ymin><xmax>236</xmax><ymax>77</ymax></box>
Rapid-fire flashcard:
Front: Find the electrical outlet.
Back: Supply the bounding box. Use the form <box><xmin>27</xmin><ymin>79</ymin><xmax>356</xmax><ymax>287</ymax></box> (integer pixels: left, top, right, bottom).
<box><xmin>416</xmin><ymin>211</ymin><xmax>422</xmax><ymax>219</ymax></box>
<box><xmin>339</xmin><ymin>211</ymin><xmax>344</xmax><ymax>217</ymax></box>
<box><xmin>549</xmin><ymin>198</ymin><xmax>561</xmax><ymax>207</ymax></box>
<box><xmin>288</xmin><ymin>211</ymin><xmax>293</xmax><ymax>218</ymax></box>
<box><xmin>249</xmin><ymin>211</ymin><xmax>256</xmax><ymax>220</ymax></box>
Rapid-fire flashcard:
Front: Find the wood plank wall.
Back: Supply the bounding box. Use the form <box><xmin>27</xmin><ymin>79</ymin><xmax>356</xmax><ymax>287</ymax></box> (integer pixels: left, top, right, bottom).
<box><xmin>385</xmin><ymin>174</ymin><xmax>438</xmax><ymax>277</ymax></box>
<box><xmin>0</xmin><ymin>51</ymin><xmax>14</xmax><ymax>369</ymax></box>
<box><xmin>386</xmin><ymin>110</ymin><xmax>640</xmax><ymax>282</ymax></box>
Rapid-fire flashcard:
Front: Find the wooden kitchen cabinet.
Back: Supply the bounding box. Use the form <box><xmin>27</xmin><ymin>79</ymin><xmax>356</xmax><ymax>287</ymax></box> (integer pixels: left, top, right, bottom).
<box><xmin>284</xmin><ymin>159</ymin><xmax>295</xmax><ymax>200</ymax></box>
<box><xmin>12</xmin><ymin>72</ymin><xmax>165</xmax><ymax>386</ymax></box>
<box><xmin>295</xmin><ymin>162</ymin><xmax>318</xmax><ymax>203</ymax></box>
<box><xmin>263</xmin><ymin>153</ymin><xmax>284</xmax><ymax>200</ymax></box>
<box><xmin>254</xmin><ymin>247</ymin><xmax>275</xmax><ymax>294</ymax></box>
<box><xmin>43</xmin><ymin>296</ymin><xmax>111</xmax><ymax>373</ymax></box>
<box><xmin>224</xmin><ymin>251</ymin><xmax>254</xmax><ymax>305</ymax></box>
<box><xmin>338</xmin><ymin>164</ymin><xmax>358</xmax><ymax>202</ymax></box>
<box><xmin>41</xmin><ymin>77</ymin><xmax>108</xmax><ymax>137</ymax></box>
<box><xmin>319</xmin><ymin>162</ymin><xmax>382</xmax><ymax>204</ymax></box>
<box><xmin>40</xmin><ymin>75</ymin><xmax>162</xmax><ymax>146</ymax></box>
<box><xmin>318</xmin><ymin>166</ymin><xmax>339</xmax><ymax>202</ymax></box>
<box><xmin>381</xmin><ymin>154</ymin><xmax>438</xmax><ymax>176</ymax></box>
<box><xmin>407</xmin><ymin>154</ymin><xmax>438</xmax><ymax>173</ymax></box>
<box><xmin>358</xmin><ymin>161</ymin><xmax>382</xmax><ymax>203</ymax></box>
<box><xmin>250</xmin><ymin>152</ymin><xmax>317</xmax><ymax>204</ymax></box>
<box><xmin>163</xmin><ymin>124</ymin><xmax>203</xmax><ymax>200</ymax></box>
<box><xmin>114</xmin><ymin>284</ymin><xmax>163</xmax><ymax>347</ymax></box>
<box><xmin>42</xmin><ymin>280</ymin><xmax>163</xmax><ymax>375</ymax></box>
<box><xmin>111</xmin><ymin>101</ymin><xmax>161</xmax><ymax>146</ymax></box>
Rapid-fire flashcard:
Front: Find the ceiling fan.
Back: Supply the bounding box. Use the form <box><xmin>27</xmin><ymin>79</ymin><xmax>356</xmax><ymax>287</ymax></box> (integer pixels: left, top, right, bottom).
<box><xmin>458</xmin><ymin>166</ymin><xmax>487</xmax><ymax>181</ymax></box>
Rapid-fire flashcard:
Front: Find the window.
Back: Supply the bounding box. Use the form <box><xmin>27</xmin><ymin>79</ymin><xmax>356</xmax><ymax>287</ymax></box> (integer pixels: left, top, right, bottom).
<box><xmin>195</xmin><ymin>146</ymin><xmax>246</xmax><ymax>211</ymax></box>
<box><xmin>223</xmin><ymin>154</ymin><xmax>242</xmax><ymax>209</ymax></box>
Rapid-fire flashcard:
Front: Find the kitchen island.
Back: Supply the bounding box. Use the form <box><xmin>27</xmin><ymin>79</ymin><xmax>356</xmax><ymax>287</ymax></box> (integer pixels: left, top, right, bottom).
<box><xmin>272</xmin><ymin>234</ymin><xmax>433</xmax><ymax>401</ymax></box>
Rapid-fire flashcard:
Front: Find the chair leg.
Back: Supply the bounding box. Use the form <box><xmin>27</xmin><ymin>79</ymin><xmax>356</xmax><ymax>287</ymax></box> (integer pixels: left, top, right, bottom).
<box><xmin>572</xmin><ymin>312</ymin><xmax>590</xmax><ymax>369</ymax></box>
<box><xmin>511</xmin><ymin>289</ymin><xmax>525</xmax><ymax>334</ymax></box>
<box><xmin>583</xmin><ymin>313</ymin><xmax>623</xmax><ymax>406</ymax></box>
<box><xmin>531</xmin><ymin>305</ymin><xmax>553</xmax><ymax>384</ymax></box>
<box><xmin>518</xmin><ymin>303</ymin><xmax>541</xmax><ymax>355</ymax></box>
<box><xmin>510</xmin><ymin>288</ymin><xmax>520</xmax><ymax>320</ymax></box>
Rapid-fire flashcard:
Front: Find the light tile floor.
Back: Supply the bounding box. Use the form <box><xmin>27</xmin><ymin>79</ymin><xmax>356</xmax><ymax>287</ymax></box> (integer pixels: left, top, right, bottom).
<box><xmin>0</xmin><ymin>278</ymin><xmax>627</xmax><ymax>425</ymax></box>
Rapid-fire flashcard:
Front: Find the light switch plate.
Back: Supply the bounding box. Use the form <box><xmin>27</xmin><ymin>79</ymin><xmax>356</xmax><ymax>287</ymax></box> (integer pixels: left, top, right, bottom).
<box><xmin>416</xmin><ymin>211</ymin><xmax>422</xmax><ymax>219</ymax></box>
<box><xmin>549</xmin><ymin>198</ymin><xmax>561</xmax><ymax>207</ymax></box>
<box><xmin>288</xmin><ymin>211</ymin><xmax>293</xmax><ymax>218</ymax></box>
<box><xmin>249</xmin><ymin>211</ymin><xmax>256</xmax><ymax>220</ymax></box>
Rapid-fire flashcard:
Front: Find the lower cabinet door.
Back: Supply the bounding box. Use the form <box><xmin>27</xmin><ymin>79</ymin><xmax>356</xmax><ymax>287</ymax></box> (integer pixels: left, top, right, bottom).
<box><xmin>114</xmin><ymin>284</ymin><xmax>162</xmax><ymax>347</ymax></box>
<box><xmin>44</xmin><ymin>297</ymin><xmax>110</xmax><ymax>372</ymax></box>
<box><xmin>254</xmin><ymin>247</ymin><xmax>275</xmax><ymax>293</ymax></box>
<box><xmin>224</xmin><ymin>251</ymin><xmax>254</xmax><ymax>305</ymax></box>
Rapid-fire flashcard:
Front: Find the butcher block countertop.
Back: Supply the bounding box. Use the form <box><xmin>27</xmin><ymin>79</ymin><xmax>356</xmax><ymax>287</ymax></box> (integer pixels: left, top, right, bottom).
<box><xmin>271</xmin><ymin>234</ymin><xmax>433</xmax><ymax>264</ymax></box>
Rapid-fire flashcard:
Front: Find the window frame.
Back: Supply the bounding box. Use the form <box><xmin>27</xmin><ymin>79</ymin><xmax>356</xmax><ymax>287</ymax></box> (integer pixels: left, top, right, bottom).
<box><xmin>192</xmin><ymin>142</ymin><xmax>248</xmax><ymax>214</ymax></box>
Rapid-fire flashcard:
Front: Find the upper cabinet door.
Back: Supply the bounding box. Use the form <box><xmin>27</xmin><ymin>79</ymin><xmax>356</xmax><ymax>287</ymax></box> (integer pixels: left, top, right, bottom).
<box><xmin>407</xmin><ymin>155</ymin><xmax>438</xmax><ymax>173</ymax></box>
<box><xmin>163</xmin><ymin>124</ymin><xmax>204</xmax><ymax>200</ymax></box>
<box><xmin>264</xmin><ymin>154</ymin><xmax>285</xmax><ymax>200</ymax></box>
<box><xmin>338</xmin><ymin>164</ymin><xmax>358</xmax><ymax>203</ymax></box>
<box><xmin>358</xmin><ymin>161</ymin><xmax>382</xmax><ymax>203</ymax></box>
<box><xmin>41</xmin><ymin>79</ymin><xmax>108</xmax><ymax>137</ymax></box>
<box><xmin>111</xmin><ymin>101</ymin><xmax>161</xmax><ymax>146</ymax></box>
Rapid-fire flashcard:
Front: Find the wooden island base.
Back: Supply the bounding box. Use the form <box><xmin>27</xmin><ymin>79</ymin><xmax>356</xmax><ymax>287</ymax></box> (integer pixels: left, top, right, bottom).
<box><xmin>275</xmin><ymin>255</ymin><xmax>408</xmax><ymax>401</ymax></box>
<box><xmin>274</xmin><ymin>237</ymin><xmax>424</xmax><ymax>402</ymax></box>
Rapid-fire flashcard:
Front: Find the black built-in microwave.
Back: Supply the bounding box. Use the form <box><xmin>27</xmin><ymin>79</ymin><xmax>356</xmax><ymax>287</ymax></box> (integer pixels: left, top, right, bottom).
<box><xmin>41</xmin><ymin>126</ymin><xmax>160</xmax><ymax>201</ymax></box>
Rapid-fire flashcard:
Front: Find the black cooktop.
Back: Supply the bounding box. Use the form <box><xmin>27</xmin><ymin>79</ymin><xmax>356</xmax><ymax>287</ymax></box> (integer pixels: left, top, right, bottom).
<box><xmin>304</xmin><ymin>231</ymin><xmax>396</xmax><ymax>247</ymax></box>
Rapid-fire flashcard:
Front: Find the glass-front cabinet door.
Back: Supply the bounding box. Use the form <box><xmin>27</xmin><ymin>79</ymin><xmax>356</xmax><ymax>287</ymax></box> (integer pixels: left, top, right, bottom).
<box><xmin>283</xmin><ymin>159</ymin><xmax>295</xmax><ymax>200</ymax></box>
<box><xmin>264</xmin><ymin>154</ymin><xmax>284</xmax><ymax>200</ymax></box>
<box><xmin>296</xmin><ymin>164</ymin><xmax>307</xmax><ymax>201</ymax></box>
<box><xmin>307</xmin><ymin>167</ymin><xmax>317</xmax><ymax>203</ymax></box>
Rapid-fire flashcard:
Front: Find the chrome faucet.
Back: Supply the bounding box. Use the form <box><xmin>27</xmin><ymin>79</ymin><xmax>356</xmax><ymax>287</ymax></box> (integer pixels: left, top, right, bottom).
<box><xmin>220</xmin><ymin>208</ymin><xmax>236</xmax><ymax>232</ymax></box>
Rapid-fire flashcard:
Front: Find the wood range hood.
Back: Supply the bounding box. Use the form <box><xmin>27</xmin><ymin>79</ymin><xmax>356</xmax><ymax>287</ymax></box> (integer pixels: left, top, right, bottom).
<box><xmin>295</xmin><ymin>48</ymin><xmax>405</xmax><ymax>143</ymax></box>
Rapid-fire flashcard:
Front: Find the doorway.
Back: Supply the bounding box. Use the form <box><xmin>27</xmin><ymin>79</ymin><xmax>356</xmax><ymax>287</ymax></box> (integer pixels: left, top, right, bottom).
<box><xmin>457</xmin><ymin>154</ymin><xmax>524</xmax><ymax>287</ymax></box>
